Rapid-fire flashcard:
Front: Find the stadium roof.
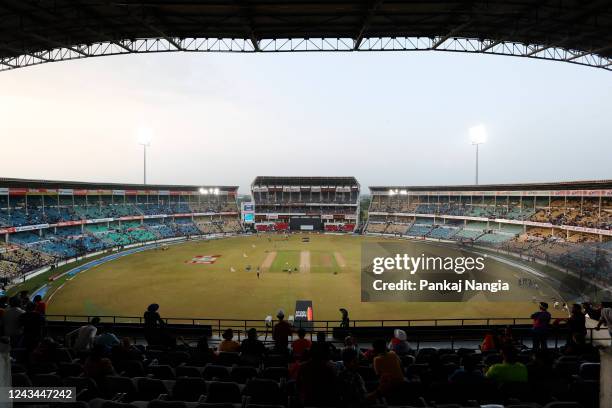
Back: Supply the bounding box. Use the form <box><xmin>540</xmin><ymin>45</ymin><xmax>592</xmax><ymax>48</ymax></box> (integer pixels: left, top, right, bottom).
<box><xmin>0</xmin><ymin>177</ymin><xmax>238</xmax><ymax>192</ymax></box>
<box><xmin>1</xmin><ymin>1</ymin><xmax>611</xmax><ymax>72</ymax></box>
<box><xmin>252</xmin><ymin>176</ymin><xmax>359</xmax><ymax>186</ymax></box>
<box><xmin>369</xmin><ymin>179</ymin><xmax>612</xmax><ymax>192</ymax></box>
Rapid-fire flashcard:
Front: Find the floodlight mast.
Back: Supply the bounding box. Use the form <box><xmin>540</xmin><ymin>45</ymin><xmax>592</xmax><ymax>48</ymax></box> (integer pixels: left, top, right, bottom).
<box><xmin>469</xmin><ymin>125</ymin><xmax>487</xmax><ymax>185</ymax></box>
<box><xmin>137</xmin><ymin>129</ymin><xmax>152</xmax><ymax>185</ymax></box>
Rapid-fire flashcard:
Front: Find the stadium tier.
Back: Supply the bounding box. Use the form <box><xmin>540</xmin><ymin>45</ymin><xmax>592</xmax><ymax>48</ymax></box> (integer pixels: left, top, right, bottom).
<box><xmin>250</xmin><ymin>176</ymin><xmax>360</xmax><ymax>232</ymax></box>
<box><xmin>0</xmin><ymin>178</ymin><xmax>241</xmax><ymax>280</ymax></box>
<box><xmin>366</xmin><ymin>181</ymin><xmax>612</xmax><ymax>288</ymax></box>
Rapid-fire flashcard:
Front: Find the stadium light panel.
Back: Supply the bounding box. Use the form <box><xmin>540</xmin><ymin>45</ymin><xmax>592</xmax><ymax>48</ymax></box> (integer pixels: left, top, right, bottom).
<box><xmin>137</xmin><ymin>127</ymin><xmax>153</xmax><ymax>146</ymax></box>
<box><xmin>469</xmin><ymin>125</ymin><xmax>487</xmax><ymax>145</ymax></box>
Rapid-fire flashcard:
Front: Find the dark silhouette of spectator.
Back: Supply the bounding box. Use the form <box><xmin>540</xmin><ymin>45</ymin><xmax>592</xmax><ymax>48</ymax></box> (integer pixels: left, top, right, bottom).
<box><xmin>29</xmin><ymin>337</ymin><xmax>59</xmax><ymax>367</ymax></box>
<box><xmin>111</xmin><ymin>337</ymin><xmax>143</xmax><ymax>364</ymax></box>
<box><xmin>530</xmin><ymin>302</ymin><xmax>551</xmax><ymax>352</ymax></box>
<box><xmin>190</xmin><ymin>336</ymin><xmax>216</xmax><ymax>366</ymax></box>
<box><xmin>272</xmin><ymin>309</ymin><xmax>292</xmax><ymax>353</ymax></box>
<box><xmin>83</xmin><ymin>344</ymin><xmax>116</xmax><ymax>382</ymax></box>
<box><xmin>19</xmin><ymin>301</ymin><xmax>45</xmax><ymax>351</ymax></box>
<box><xmin>339</xmin><ymin>308</ymin><xmax>350</xmax><ymax>328</ymax></box>
<box><xmin>485</xmin><ymin>346</ymin><xmax>527</xmax><ymax>383</ymax></box>
<box><xmin>337</xmin><ymin>348</ymin><xmax>367</xmax><ymax>407</ymax></box>
<box><xmin>240</xmin><ymin>328</ymin><xmax>266</xmax><ymax>365</ymax></box>
<box><xmin>33</xmin><ymin>295</ymin><xmax>46</xmax><ymax>315</ymax></box>
<box><xmin>297</xmin><ymin>342</ymin><xmax>338</xmax><ymax>407</ymax></box>
<box><xmin>449</xmin><ymin>355</ymin><xmax>485</xmax><ymax>384</ymax></box>
<box><xmin>94</xmin><ymin>325</ymin><xmax>120</xmax><ymax>354</ymax></box>
<box><xmin>74</xmin><ymin>317</ymin><xmax>100</xmax><ymax>353</ymax></box>
<box><xmin>292</xmin><ymin>328</ymin><xmax>312</xmax><ymax>360</ymax></box>
<box><xmin>144</xmin><ymin>303</ymin><xmax>171</xmax><ymax>346</ymax></box>
<box><xmin>18</xmin><ymin>290</ymin><xmax>30</xmax><ymax>309</ymax></box>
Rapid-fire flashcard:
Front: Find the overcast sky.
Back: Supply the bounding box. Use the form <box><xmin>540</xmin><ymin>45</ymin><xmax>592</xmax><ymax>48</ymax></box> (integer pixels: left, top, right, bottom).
<box><xmin>1</xmin><ymin>51</ymin><xmax>611</xmax><ymax>193</ymax></box>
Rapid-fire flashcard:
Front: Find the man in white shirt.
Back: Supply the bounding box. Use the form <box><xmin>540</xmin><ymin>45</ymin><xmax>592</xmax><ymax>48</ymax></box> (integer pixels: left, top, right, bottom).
<box><xmin>74</xmin><ymin>317</ymin><xmax>100</xmax><ymax>352</ymax></box>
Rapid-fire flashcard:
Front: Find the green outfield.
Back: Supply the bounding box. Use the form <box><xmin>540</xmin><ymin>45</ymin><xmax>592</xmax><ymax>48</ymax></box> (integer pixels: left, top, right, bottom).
<box><xmin>45</xmin><ymin>234</ymin><xmax>573</xmax><ymax>321</ymax></box>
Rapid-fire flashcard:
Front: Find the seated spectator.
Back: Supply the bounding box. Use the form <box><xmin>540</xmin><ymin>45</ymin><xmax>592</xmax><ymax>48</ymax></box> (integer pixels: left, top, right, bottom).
<box><xmin>481</xmin><ymin>328</ymin><xmax>501</xmax><ymax>352</ymax></box>
<box><xmin>240</xmin><ymin>328</ymin><xmax>266</xmax><ymax>365</ymax></box>
<box><xmin>30</xmin><ymin>337</ymin><xmax>59</xmax><ymax>366</ymax></box>
<box><xmin>83</xmin><ymin>344</ymin><xmax>116</xmax><ymax>381</ymax></box>
<box><xmin>111</xmin><ymin>337</ymin><xmax>143</xmax><ymax>363</ymax></box>
<box><xmin>292</xmin><ymin>328</ymin><xmax>312</xmax><ymax>359</ymax></box>
<box><xmin>33</xmin><ymin>295</ymin><xmax>46</xmax><ymax>315</ymax></box>
<box><xmin>74</xmin><ymin>317</ymin><xmax>100</xmax><ymax>353</ymax></box>
<box><xmin>337</xmin><ymin>348</ymin><xmax>368</xmax><ymax>407</ymax></box>
<box><xmin>190</xmin><ymin>335</ymin><xmax>216</xmax><ymax>366</ymax></box>
<box><xmin>297</xmin><ymin>342</ymin><xmax>338</xmax><ymax>406</ymax></box>
<box><xmin>388</xmin><ymin>329</ymin><xmax>411</xmax><ymax>355</ymax></box>
<box><xmin>19</xmin><ymin>301</ymin><xmax>45</xmax><ymax>351</ymax></box>
<box><xmin>94</xmin><ymin>325</ymin><xmax>120</xmax><ymax>354</ymax></box>
<box><xmin>218</xmin><ymin>328</ymin><xmax>240</xmax><ymax>352</ymax></box>
<box><xmin>449</xmin><ymin>355</ymin><xmax>485</xmax><ymax>384</ymax></box>
<box><xmin>485</xmin><ymin>346</ymin><xmax>527</xmax><ymax>383</ymax></box>
<box><xmin>372</xmin><ymin>338</ymin><xmax>404</xmax><ymax>396</ymax></box>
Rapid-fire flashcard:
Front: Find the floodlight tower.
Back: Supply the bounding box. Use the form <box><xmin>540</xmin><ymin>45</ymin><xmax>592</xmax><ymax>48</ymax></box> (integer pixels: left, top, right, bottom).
<box><xmin>469</xmin><ymin>125</ymin><xmax>487</xmax><ymax>185</ymax></box>
<box><xmin>137</xmin><ymin>128</ymin><xmax>153</xmax><ymax>185</ymax></box>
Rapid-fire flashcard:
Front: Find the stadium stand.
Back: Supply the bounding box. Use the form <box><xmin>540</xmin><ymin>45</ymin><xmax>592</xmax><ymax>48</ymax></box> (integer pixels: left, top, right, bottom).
<box><xmin>251</xmin><ymin>177</ymin><xmax>359</xmax><ymax>233</ymax></box>
<box><xmin>0</xmin><ymin>179</ymin><xmax>242</xmax><ymax>279</ymax></box>
<box><xmin>368</xmin><ymin>181</ymin><xmax>612</xmax><ymax>288</ymax></box>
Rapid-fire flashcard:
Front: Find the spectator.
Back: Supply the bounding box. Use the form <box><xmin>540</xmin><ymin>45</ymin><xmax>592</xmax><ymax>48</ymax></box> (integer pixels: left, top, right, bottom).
<box><xmin>190</xmin><ymin>336</ymin><xmax>216</xmax><ymax>366</ymax></box>
<box><xmin>388</xmin><ymin>329</ymin><xmax>411</xmax><ymax>356</ymax></box>
<box><xmin>83</xmin><ymin>344</ymin><xmax>116</xmax><ymax>381</ymax></box>
<box><xmin>372</xmin><ymin>338</ymin><xmax>404</xmax><ymax>396</ymax></box>
<box><xmin>18</xmin><ymin>290</ymin><xmax>30</xmax><ymax>309</ymax></box>
<box><xmin>481</xmin><ymin>329</ymin><xmax>501</xmax><ymax>352</ymax></box>
<box><xmin>240</xmin><ymin>328</ymin><xmax>266</xmax><ymax>365</ymax></box>
<box><xmin>297</xmin><ymin>342</ymin><xmax>338</xmax><ymax>407</ymax></box>
<box><xmin>531</xmin><ymin>302</ymin><xmax>551</xmax><ymax>352</ymax></box>
<box><xmin>33</xmin><ymin>295</ymin><xmax>46</xmax><ymax>315</ymax></box>
<box><xmin>449</xmin><ymin>355</ymin><xmax>485</xmax><ymax>384</ymax></box>
<box><xmin>94</xmin><ymin>325</ymin><xmax>120</xmax><ymax>354</ymax></box>
<box><xmin>556</xmin><ymin>303</ymin><xmax>586</xmax><ymax>347</ymax></box>
<box><xmin>144</xmin><ymin>303</ymin><xmax>171</xmax><ymax>346</ymax></box>
<box><xmin>3</xmin><ymin>297</ymin><xmax>25</xmax><ymax>347</ymax></box>
<box><xmin>19</xmin><ymin>301</ymin><xmax>45</xmax><ymax>351</ymax></box>
<box><xmin>337</xmin><ymin>348</ymin><xmax>368</xmax><ymax>407</ymax></box>
<box><xmin>292</xmin><ymin>328</ymin><xmax>312</xmax><ymax>360</ymax></box>
<box><xmin>74</xmin><ymin>317</ymin><xmax>100</xmax><ymax>353</ymax></box>
<box><xmin>29</xmin><ymin>337</ymin><xmax>59</xmax><ymax>366</ymax></box>
<box><xmin>595</xmin><ymin>301</ymin><xmax>612</xmax><ymax>344</ymax></box>
<box><xmin>272</xmin><ymin>309</ymin><xmax>292</xmax><ymax>353</ymax></box>
<box><xmin>485</xmin><ymin>346</ymin><xmax>527</xmax><ymax>383</ymax></box>
<box><xmin>111</xmin><ymin>337</ymin><xmax>143</xmax><ymax>363</ymax></box>
<box><xmin>218</xmin><ymin>328</ymin><xmax>240</xmax><ymax>352</ymax></box>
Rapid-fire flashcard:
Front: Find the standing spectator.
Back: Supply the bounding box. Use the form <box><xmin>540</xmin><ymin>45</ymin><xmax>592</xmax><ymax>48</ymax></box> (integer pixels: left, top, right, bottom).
<box><xmin>33</xmin><ymin>295</ymin><xmax>46</xmax><ymax>315</ymax></box>
<box><xmin>218</xmin><ymin>328</ymin><xmax>240</xmax><ymax>352</ymax></box>
<box><xmin>3</xmin><ymin>297</ymin><xmax>25</xmax><ymax>347</ymax></box>
<box><xmin>372</xmin><ymin>339</ymin><xmax>404</xmax><ymax>397</ymax></box>
<box><xmin>388</xmin><ymin>329</ymin><xmax>411</xmax><ymax>356</ymax></box>
<box><xmin>595</xmin><ymin>301</ymin><xmax>612</xmax><ymax>345</ymax></box>
<box><xmin>19</xmin><ymin>302</ymin><xmax>45</xmax><ymax>351</ymax></box>
<box><xmin>74</xmin><ymin>317</ymin><xmax>100</xmax><ymax>353</ymax></box>
<box><xmin>531</xmin><ymin>302</ymin><xmax>551</xmax><ymax>352</ymax></box>
<box><xmin>272</xmin><ymin>310</ymin><xmax>292</xmax><ymax>353</ymax></box>
<box><xmin>485</xmin><ymin>346</ymin><xmax>527</xmax><ymax>383</ymax></box>
<box><xmin>18</xmin><ymin>291</ymin><xmax>30</xmax><ymax>309</ymax></box>
<box><xmin>143</xmin><ymin>303</ymin><xmax>165</xmax><ymax>346</ymax></box>
<box><xmin>240</xmin><ymin>328</ymin><xmax>266</xmax><ymax>365</ymax></box>
<box><xmin>556</xmin><ymin>303</ymin><xmax>586</xmax><ymax>347</ymax></box>
<box><xmin>337</xmin><ymin>348</ymin><xmax>367</xmax><ymax>407</ymax></box>
<box><xmin>292</xmin><ymin>328</ymin><xmax>312</xmax><ymax>360</ymax></box>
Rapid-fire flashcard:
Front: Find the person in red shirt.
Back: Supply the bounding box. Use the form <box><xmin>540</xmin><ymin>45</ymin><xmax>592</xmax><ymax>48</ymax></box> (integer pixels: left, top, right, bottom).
<box><xmin>292</xmin><ymin>328</ymin><xmax>312</xmax><ymax>360</ymax></box>
<box><xmin>33</xmin><ymin>295</ymin><xmax>46</xmax><ymax>315</ymax></box>
<box><xmin>272</xmin><ymin>310</ymin><xmax>293</xmax><ymax>353</ymax></box>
